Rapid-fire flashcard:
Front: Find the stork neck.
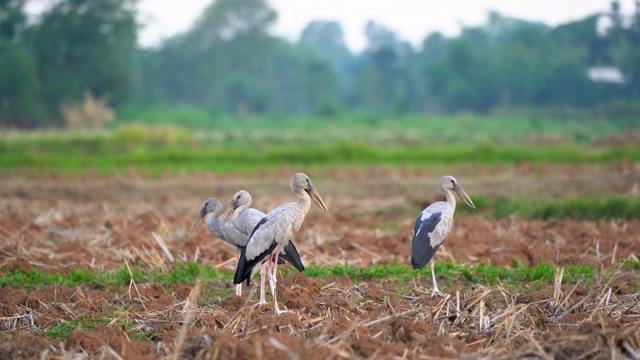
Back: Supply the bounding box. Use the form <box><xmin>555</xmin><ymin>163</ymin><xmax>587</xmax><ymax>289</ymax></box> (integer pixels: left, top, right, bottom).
<box><xmin>205</xmin><ymin>212</ymin><xmax>223</xmax><ymax>237</ymax></box>
<box><xmin>444</xmin><ymin>189</ymin><xmax>457</xmax><ymax>210</ymax></box>
<box><xmin>230</xmin><ymin>206</ymin><xmax>247</xmax><ymax>233</ymax></box>
<box><xmin>231</xmin><ymin>205</ymin><xmax>245</xmax><ymax>221</ymax></box>
<box><xmin>297</xmin><ymin>189</ymin><xmax>312</xmax><ymax>213</ymax></box>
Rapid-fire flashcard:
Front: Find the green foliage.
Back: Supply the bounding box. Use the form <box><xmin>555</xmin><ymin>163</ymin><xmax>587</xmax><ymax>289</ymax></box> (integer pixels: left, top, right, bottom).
<box><xmin>0</xmin><ymin>0</ymin><xmax>138</xmax><ymax>127</ymax></box>
<box><xmin>623</xmin><ymin>260</ymin><xmax>640</xmax><ymax>271</ymax></box>
<box><xmin>477</xmin><ymin>195</ymin><xmax>640</xmax><ymax>221</ymax></box>
<box><xmin>3</xmin><ymin>1</ymin><xmax>640</xmax><ymax>128</ymax></box>
<box><xmin>2</xmin><ymin>118</ymin><xmax>639</xmax><ymax>176</ymax></box>
<box><xmin>0</xmin><ymin>0</ymin><xmax>46</xmax><ymax>128</ymax></box>
<box><xmin>35</xmin><ymin>0</ymin><xmax>137</xmax><ymax>123</ymax></box>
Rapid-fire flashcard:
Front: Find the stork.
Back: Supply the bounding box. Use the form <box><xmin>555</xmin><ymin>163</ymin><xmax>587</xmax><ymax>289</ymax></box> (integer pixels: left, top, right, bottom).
<box><xmin>221</xmin><ymin>190</ymin><xmax>304</xmax><ymax>300</ymax></box>
<box><xmin>411</xmin><ymin>175</ymin><xmax>475</xmax><ymax>297</ymax></box>
<box><xmin>231</xmin><ymin>173</ymin><xmax>327</xmax><ymax>314</ymax></box>
<box><xmin>189</xmin><ymin>193</ymin><xmax>303</xmax><ymax>296</ymax></box>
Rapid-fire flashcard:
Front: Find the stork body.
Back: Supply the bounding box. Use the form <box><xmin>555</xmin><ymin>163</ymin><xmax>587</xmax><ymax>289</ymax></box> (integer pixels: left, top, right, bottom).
<box><xmin>232</xmin><ymin>173</ymin><xmax>327</xmax><ymax>314</ymax></box>
<box><xmin>411</xmin><ymin>175</ymin><xmax>475</xmax><ymax>297</ymax></box>
<box><xmin>221</xmin><ymin>190</ymin><xmax>304</xmax><ymax>299</ymax></box>
<box><xmin>190</xmin><ymin>194</ymin><xmax>303</xmax><ymax>297</ymax></box>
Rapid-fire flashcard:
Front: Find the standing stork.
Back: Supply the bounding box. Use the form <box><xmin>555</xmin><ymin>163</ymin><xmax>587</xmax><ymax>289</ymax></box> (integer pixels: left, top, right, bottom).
<box><xmin>411</xmin><ymin>175</ymin><xmax>475</xmax><ymax>297</ymax></box>
<box><xmin>189</xmin><ymin>194</ymin><xmax>303</xmax><ymax>296</ymax></box>
<box><xmin>221</xmin><ymin>190</ymin><xmax>304</xmax><ymax>299</ymax></box>
<box><xmin>231</xmin><ymin>173</ymin><xmax>327</xmax><ymax>314</ymax></box>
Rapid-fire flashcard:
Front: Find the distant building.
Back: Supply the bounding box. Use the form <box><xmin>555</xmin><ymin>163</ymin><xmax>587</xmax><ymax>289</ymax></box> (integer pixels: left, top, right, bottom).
<box><xmin>587</xmin><ymin>66</ymin><xmax>626</xmax><ymax>84</ymax></box>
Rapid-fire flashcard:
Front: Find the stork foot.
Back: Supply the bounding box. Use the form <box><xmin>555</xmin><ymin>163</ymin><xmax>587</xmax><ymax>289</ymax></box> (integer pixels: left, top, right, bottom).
<box><xmin>430</xmin><ymin>290</ymin><xmax>445</xmax><ymax>298</ymax></box>
<box><xmin>275</xmin><ymin>308</ymin><xmax>290</xmax><ymax>315</ymax></box>
<box><xmin>252</xmin><ymin>300</ymin><xmax>268</xmax><ymax>308</ymax></box>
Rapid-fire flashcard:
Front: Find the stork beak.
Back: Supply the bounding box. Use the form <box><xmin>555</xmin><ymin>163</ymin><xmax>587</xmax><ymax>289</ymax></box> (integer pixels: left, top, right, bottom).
<box><xmin>220</xmin><ymin>200</ymin><xmax>237</xmax><ymax>226</ymax></box>
<box><xmin>189</xmin><ymin>206</ymin><xmax>206</xmax><ymax>233</ymax></box>
<box><xmin>307</xmin><ymin>184</ymin><xmax>328</xmax><ymax>212</ymax></box>
<box><xmin>454</xmin><ymin>184</ymin><xmax>476</xmax><ymax>209</ymax></box>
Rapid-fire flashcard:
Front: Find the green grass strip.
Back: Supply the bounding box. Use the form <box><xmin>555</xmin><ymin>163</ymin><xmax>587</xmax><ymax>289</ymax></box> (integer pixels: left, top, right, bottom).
<box><xmin>0</xmin><ymin>262</ymin><xmax>232</xmax><ymax>291</ymax></box>
<box><xmin>2</xmin><ymin>125</ymin><xmax>639</xmax><ymax>175</ymax></box>
<box><xmin>2</xmin><ymin>260</ymin><xmax>622</xmax><ymax>292</ymax></box>
<box><xmin>301</xmin><ymin>260</ymin><xmax>596</xmax><ymax>285</ymax></box>
<box><xmin>459</xmin><ymin>195</ymin><xmax>640</xmax><ymax>220</ymax></box>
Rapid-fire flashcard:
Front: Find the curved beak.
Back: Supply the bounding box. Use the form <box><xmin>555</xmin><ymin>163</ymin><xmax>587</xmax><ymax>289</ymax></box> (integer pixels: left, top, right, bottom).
<box><xmin>220</xmin><ymin>200</ymin><xmax>237</xmax><ymax>226</ymax></box>
<box><xmin>307</xmin><ymin>184</ymin><xmax>328</xmax><ymax>212</ymax></box>
<box><xmin>189</xmin><ymin>206</ymin><xmax>207</xmax><ymax>233</ymax></box>
<box><xmin>454</xmin><ymin>184</ymin><xmax>476</xmax><ymax>209</ymax></box>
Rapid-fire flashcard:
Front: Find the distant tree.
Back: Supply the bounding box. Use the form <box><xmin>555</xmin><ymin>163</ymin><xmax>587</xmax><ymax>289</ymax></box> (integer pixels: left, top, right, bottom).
<box><xmin>553</xmin><ymin>15</ymin><xmax>610</xmax><ymax>65</ymax></box>
<box><xmin>0</xmin><ymin>0</ymin><xmax>45</xmax><ymax>128</ymax></box>
<box><xmin>497</xmin><ymin>25</ymin><xmax>551</xmax><ymax>104</ymax></box>
<box><xmin>189</xmin><ymin>0</ymin><xmax>276</xmax><ymax>44</ymax></box>
<box><xmin>32</xmin><ymin>0</ymin><xmax>137</xmax><ymax>125</ymax></box>
<box><xmin>350</xmin><ymin>21</ymin><xmax>417</xmax><ymax>115</ymax></box>
<box><xmin>301</xmin><ymin>58</ymin><xmax>339</xmax><ymax>115</ymax></box>
<box><xmin>135</xmin><ymin>0</ymin><xmax>341</xmax><ymax>116</ymax></box>
<box><xmin>421</xmin><ymin>32</ymin><xmax>447</xmax><ymax>61</ymax></box>
<box><xmin>300</xmin><ymin>20</ymin><xmax>353</xmax><ymax>97</ymax></box>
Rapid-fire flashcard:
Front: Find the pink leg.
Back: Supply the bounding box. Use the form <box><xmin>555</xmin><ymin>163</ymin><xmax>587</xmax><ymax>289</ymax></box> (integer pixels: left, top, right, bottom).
<box><xmin>271</xmin><ymin>252</ymin><xmax>287</xmax><ymax>315</ymax></box>
<box><xmin>252</xmin><ymin>262</ymin><xmax>268</xmax><ymax>308</ymax></box>
<box><xmin>258</xmin><ymin>262</ymin><xmax>267</xmax><ymax>305</ymax></box>
<box><xmin>430</xmin><ymin>259</ymin><xmax>443</xmax><ymax>297</ymax></box>
<box><xmin>267</xmin><ymin>253</ymin><xmax>276</xmax><ymax>300</ymax></box>
<box><xmin>234</xmin><ymin>251</ymin><xmax>242</xmax><ymax>296</ymax></box>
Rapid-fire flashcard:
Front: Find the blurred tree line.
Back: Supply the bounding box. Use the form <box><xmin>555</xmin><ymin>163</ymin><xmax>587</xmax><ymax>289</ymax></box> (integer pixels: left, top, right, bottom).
<box><xmin>1</xmin><ymin>0</ymin><xmax>639</xmax><ymax>128</ymax></box>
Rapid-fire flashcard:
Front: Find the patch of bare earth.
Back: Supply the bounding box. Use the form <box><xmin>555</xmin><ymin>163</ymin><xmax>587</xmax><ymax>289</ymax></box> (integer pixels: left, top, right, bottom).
<box><xmin>1</xmin><ymin>166</ymin><xmax>639</xmax><ymax>358</ymax></box>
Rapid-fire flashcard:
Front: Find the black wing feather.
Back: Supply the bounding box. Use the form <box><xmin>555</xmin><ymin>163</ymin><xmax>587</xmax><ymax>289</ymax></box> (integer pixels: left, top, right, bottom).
<box><xmin>410</xmin><ymin>212</ymin><xmax>442</xmax><ymax>270</ymax></box>
<box><xmin>234</xmin><ymin>216</ymin><xmax>272</xmax><ymax>284</ymax></box>
<box><xmin>249</xmin><ymin>217</ymin><xmax>268</xmax><ymax>238</ymax></box>
<box><xmin>234</xmin><ymin>240</ymin><xmax>277</xmax><ymax>284</ymax></box>
<box><xmin>234</xmin><ymin>216</ymin><xmax>306</xmax><ymax>284</ymax></box>
<box><xmin>278</xmin><ymin>241</ymin><xmax>304</xmax><ymax>272</ymax></box>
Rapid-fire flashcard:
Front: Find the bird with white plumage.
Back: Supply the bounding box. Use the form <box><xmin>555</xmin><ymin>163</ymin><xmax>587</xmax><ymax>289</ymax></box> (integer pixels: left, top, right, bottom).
<box><xmin>220</xmin><ymin>190</ymin><xmax>304</xmax><ymax>302</ymax></box>
<box><xmin>189</xmin><ymin>192</ymin><xmax>304</xmax><ymax>297</ymax></box>
<box><xmin>411</xmin><ymin>175</ymin><xmax>476</xmax><ymax>297</ymax></box>
<box><xmin>230</xmin><ymin>172</ymin><xmax>328</xmax><ymax>314</ymax></box>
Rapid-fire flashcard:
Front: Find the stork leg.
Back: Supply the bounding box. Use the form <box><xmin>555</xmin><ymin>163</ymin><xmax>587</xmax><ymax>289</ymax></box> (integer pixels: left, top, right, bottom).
<box><xmin>270</xmin><ymin>252</ymin><xmax>287</xmax><ymax>315</ymax></box>
<box><xmin>234</xmin><ymin>251</ymin><xmax>242</xmax><ymax>297</ymax></box>
<box><xmin>267</xmin><ymin>253</ymin><xmax>276</xmax><ymax>292</ymax></box>
<box><xmin>430</xmin><ymin>259</ymin><xmax>443</xmax><ymax>297</ymax></box>
<box><xmin>256</xmin><ymin>254</ymin><xmax>276</xmax><ymax>309</ymax></box>
<box><xmin>258</xmin><ymin>262</ymin><xmax>268</xmax><ymax>305</ymax></box>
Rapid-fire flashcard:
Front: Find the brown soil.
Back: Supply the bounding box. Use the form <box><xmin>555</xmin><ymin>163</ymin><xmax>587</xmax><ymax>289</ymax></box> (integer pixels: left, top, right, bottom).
<box><xmin>1</xmin><ymin>165</ymin><xmax>639</xmax><ymax>359</ymax></box>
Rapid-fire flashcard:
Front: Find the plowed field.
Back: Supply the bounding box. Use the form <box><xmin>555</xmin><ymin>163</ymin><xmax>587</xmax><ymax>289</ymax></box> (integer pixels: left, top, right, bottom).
<box><xmin>1</xmin><ymin>164</ymin><xmax>639</xmax><ymax>359</ymax></box>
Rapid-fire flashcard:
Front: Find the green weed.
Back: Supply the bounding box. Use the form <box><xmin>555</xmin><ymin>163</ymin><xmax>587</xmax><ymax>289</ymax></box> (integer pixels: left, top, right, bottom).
<box><xmin>465</xmin><ymin>195</ymin><xmax>640</xmax><ymax>220</ymax></box>
<box><xmin>45</xmin><ymin>316</ymin><xmax>108</xmax><ymax>341</ymax></box>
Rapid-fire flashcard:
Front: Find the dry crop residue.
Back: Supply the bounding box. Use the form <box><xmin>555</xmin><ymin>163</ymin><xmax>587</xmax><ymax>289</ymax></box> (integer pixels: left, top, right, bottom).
<box><xmin>1</xmin><ymin>166</ymin><xmax>639</xmax><ymax>359</ymax></box>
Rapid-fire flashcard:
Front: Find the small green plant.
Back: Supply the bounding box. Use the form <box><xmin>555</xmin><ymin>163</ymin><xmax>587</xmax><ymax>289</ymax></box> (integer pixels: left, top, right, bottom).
<box><xmin>45</xmin><ymin>316</ymin><xmax>107</xmax><ymax>341</ymax></box>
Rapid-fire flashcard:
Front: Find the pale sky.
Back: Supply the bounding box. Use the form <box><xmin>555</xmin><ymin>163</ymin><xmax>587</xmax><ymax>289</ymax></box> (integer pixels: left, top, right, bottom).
<box><xmin>29</xmin><ymin>0</ymin><xmax>637</xmax><ymax>51</ymax></box>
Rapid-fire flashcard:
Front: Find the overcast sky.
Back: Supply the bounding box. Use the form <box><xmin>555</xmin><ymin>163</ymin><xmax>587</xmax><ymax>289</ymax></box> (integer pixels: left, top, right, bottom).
<box><xmin>29</xmin><ymin>0</ymin><xmax>637</xmax><ymax>51</ymax></box>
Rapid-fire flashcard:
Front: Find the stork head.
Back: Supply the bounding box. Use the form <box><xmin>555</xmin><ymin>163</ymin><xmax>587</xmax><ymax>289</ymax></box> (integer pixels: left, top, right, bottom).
<box><xmin>189</xmin><ymin>197</ymin><xmax>222</xmax><ymax>233</ymax></box>
<box><xmin>220</xmin><ymin>190</ymin><xmax>252</xmax><ymax>225</ymax></box>
<box><xmin>440</xmin><ymin>175</ymin><xmax>476</xmax><ymax>209</ymax></box>
<box><xmin>291</xmin><ymin>172</ymin><xmax>328</xmax><ymax>212</ymax></box>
